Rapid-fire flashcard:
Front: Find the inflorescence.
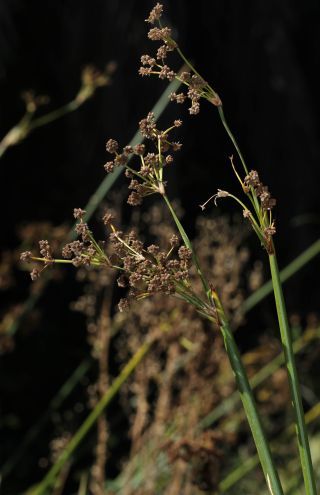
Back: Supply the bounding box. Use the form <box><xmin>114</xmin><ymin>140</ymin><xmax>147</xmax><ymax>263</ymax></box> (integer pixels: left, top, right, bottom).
<box><xmin>139</xmin><ymin>3</ymin><xmax>222</xmax><ymax>115</ymax></box>
<box><xmin>200</xmin><ymin>158</ymin><xmax>277</xmax><ymax>254</ymax></box>
<box><xmin>21</xmin><ymin>208</ymin><xmax>193</xmax><ymax>312</ymax></box>
<box><xmin>104</xmin><ymin>113</ymin><xmax>182</xmax><ymax>205</ymax></box>
<box><xmin>21</xmin><ymin>3</ymin><xmax>278</xmax><ymax>313</ymax></box>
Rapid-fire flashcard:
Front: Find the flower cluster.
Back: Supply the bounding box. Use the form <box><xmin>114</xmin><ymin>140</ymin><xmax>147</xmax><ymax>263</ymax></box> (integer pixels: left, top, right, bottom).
<box><xmin>109</xmin><ymin>229</ymin><xmax>192</xmax><ymax>311</ymax></box>
<box><xmin>140</xmin><ymin>4</ymin><xmax>221</xmax><ymax>115</ymax></box>
<box><xmin>104</xmin><ymin>113</ymin><xmax>182</xmax><ymax>205</ymax></box>
<box><xmin>200</xmin><ymin>163</ymin><xmax>277</xmax><ymax>254</ymax></box>
<box><xmin>21</xmin><ymin>206</ymin><xmax>193</xmax><ymax>313</ymax></box>
<box><xmin>20</xmin><ymin>208</ymin><xmax>111</xmax><ymax>279</ymax></box>
<box><xmin>75</xmin><ymin>63</ymin><xmax>116</xmax><ymax>105</ymax></box>
<box><xmin>63</xmin><ymin>209</ymin><xmax>110</xmax><ymax>267</ymax></box>
<box><xmin>244</xmin><ymin>170</ymin><xmax>276</xmax><ymax>212</ymax></box>
<box><xmin>242</xmin><ymin>169</ymin><xmax>277</xmax><ymax>252</ymax></box>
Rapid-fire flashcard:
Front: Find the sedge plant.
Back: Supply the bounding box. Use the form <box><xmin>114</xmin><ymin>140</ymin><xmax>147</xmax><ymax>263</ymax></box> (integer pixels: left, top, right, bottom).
<box><xmin>21</xmin><ymin>3</ymin><xmax>317</xmax><ymax>494</ymax></box>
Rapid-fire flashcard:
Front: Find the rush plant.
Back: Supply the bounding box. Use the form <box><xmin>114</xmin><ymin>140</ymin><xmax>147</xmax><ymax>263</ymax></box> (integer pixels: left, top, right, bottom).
<box><xmin>21</xmin><ymin>4</ymin><xmax>317</xmax><ymax>494</ymax></box>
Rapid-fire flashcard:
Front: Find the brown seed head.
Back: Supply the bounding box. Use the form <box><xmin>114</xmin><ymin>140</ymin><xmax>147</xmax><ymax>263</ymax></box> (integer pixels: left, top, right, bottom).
<box><xmin>105</xmin><ymin>139</ymin><xmax>119</xmax><ymax>154</ymax></box>
<box><xmin>145</xmin><ymin>3</ymin><xmax>163</xmax><ymax>24</ymax></box>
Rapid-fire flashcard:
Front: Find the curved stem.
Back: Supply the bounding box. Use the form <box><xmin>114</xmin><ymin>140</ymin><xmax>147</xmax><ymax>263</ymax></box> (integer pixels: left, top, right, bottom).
<box><xmin>269</xmin><ymin>250</ymin><xmax>317</xmax><ymax>494</ymax></box>
<box><xmin>209</xmin><ymin>291</ymin><xmax>284</xmax><ymax>495</ymax></box>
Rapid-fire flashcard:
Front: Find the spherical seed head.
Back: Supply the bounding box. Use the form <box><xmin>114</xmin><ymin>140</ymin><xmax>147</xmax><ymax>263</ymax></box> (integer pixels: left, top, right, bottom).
<box><xmin>127</xmin><ymin>192</ymin><xmax>143</xmax><ymax>206</ymax></box>
<box><xmin>30</xmin><ymin>268</ymin><xmax>40</xmax><ymax>281</ymax></box>
<box><xmin>139</xmin><ymin>67</ymin><xmax>152</xmax><ymax>77</ymax></box>
<box><xmin>189</xmin><ymin>101</ymin><xmax>200</xmax><ymax>115</ymax></box>
<box><xmin>169</xmin><ymin>234</ymin><xmax>179</xmax><ymax>247</ymax></box>
<box><xmin>145</xmin><ymin>3</ymin><xmax>163</xmax><ymax>24</ymax></box>
<box><xmin>104</xmin><ymin>161</ymin><xmax>115</xmax><ymax>173</ymax></box>
<box><xmin>178</xmin><ymin>246</ymin><xmax>192</xmax><ymax>262</ymax></box>
<box><xmin>105</xmin><ymin>139</ymin><xmax>119</xmax><ymax>154</ymax></box>
<box><xmin>139</xmin><ymin>112</ymin><xmax>156</xmax><ymax>138</ymax></box>
<box><xmin>102</xmin><ymin>212</ymin><xmax>114</xmax><ymax>225</ymax></box>
<box><xmin>20</xmin><ymin>251</ymin><xmax>33</xmax><ymax>262</ymax></box>
<box><xmin>148</xmin><ymin>27</ymin><xmax>172</xmax><ymax>41</ymax></box>
<box><xmin>39</xmin><ymin>239</ymin><xmax>52</xmax><ymax>259</ymax></box>
<box><xmin>73</xmin><ymin>208</ymin><xmax>86</xmax><ymax>219</ymax></box>
<box><xmin>118</xmin><ymin>298</ymin><xmax>130</xmax><ymax>312</ymax></box>
<box><xmin>159</xmin><ymin>65</ymin><xmax>176</xmax><ymax>81</ymax></box>
<box><xmin>123</xmin><ymin>145</ymin><xmax>134</xmax><ymax>155</ymax></box>
<box><xmin>141</xmin><ymin>55</ymin><xmax>156</xmax><ymax>66</ymax></box>
<box><xmin>133</xmin><ymin>144</ymin><xmax>145</xmax><ymax>155</ymax></box>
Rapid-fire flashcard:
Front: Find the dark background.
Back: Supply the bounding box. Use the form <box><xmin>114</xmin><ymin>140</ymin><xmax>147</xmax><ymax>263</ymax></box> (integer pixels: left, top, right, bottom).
<box><xmin>0</xmin><ymin>1</ymin><xmax>319</xmax><ymax>493</ymax></box>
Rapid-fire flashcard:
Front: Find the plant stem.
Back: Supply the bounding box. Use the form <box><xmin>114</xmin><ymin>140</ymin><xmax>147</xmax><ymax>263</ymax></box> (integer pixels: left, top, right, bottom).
<box><xmin>29</xmin><ymin>101</ymin><xmax>80</xmax><ymax>131</ymax></box>
<box><xmin>163</xmin><ymin>194</ymin><xmax>209</xmax><ymax>294</ymax></box>
<box><xmin>217</xmin><ymin>106</ymin><xmax>248</xmax><ymax>175</ymax></box>
<box><xmin>30</xmin><ymin>340</ymin><xmax>152</xmax><ymax>495</ymax></box>
<box><xmin>209</xmin><ymin>292</ymin><xmax>284</xmax><ymax>495</ymax></box>
<box><xmin>269</xmin><ymin>251</ymin><xmax>317</xmax><ymax>494</ymax></box>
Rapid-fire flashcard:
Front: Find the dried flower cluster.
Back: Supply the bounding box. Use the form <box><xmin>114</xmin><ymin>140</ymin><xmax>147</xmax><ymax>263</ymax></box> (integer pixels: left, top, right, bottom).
<box><xmin>75</xmin><ymin>63</ymin><xmax>116</xmax><ymax>105</ymax></box>
<box><xmin>244</xmin><ymin>170</ymin><xmax>276</xmax><ymax>212</ymax></box>
<box><xmin>20</xmin><ymin>208</ymin><xmax>110</xmax><ymax>282</ymax></box>
<box><xmin>110</xmin><ymin>228</ymin><xmax>192</xmax><ymax>311</ymax></box>
<box><xmin>140</xmin><ymin>3</ymin><xmax>221</xmax><ymax>115</ymax></box>
<box><xmin>200</xmin><ymin>160</ymin><xmax>277</xmax><ymax>254</ymax></box>
<box><xmin>242</xmin><ymin>169</ymin><xmax>277</xmax><ymax>252</ymax></box>
<box><xmin>21</xmin><ymin>206</ymin><xmax>194</xmax><ymax>313</ymax></box>
<box><xmin>104</xmin><ymin>113</ymin><xmax>182</xmax><ymax>205</ymax></box>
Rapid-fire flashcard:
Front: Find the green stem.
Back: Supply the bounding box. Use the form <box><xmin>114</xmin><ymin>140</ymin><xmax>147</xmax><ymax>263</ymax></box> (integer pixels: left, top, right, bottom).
<box><xmin>30</xmin><ymin>340</ymin><xmax>152</xmax><ymax>495</ymax></box>
<box><xmin>216</xmin><ymin>105</ymin><xmax>260</xmax><ymax>215</ymax></box>
<box><xmin>217</xmin><ymin>106</ymin><xmax>248</xmax><ymax>175</ymax></box>
<box><xmin>269</xmin><ymin>251</ymin><xmax>317</xmax><ymax>495</ymax></box>
<box><xmin>29</xmin><ymin>101</ymin><xmax>80</xmax><ymax>131</ymax></box>
<box><xmin>208</xmin><ymin>295</ymin><xmax>284</xmax><ymax>495</ymax></box>
<box><xmin>163</xmin><ymin>194</ymin><xmax>209</xmax><ymax>295</ymax></box>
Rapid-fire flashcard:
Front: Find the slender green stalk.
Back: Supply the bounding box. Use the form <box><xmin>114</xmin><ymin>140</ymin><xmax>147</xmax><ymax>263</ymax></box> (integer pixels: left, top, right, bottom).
<box><xmin>208</xmin><ymin>294</ymin><xmax>284</xmax><ymax>495</ymax></box>
<box><xmin>29</xmin><ymin>101</ymin><xmax>80</xmax><ymax>130</ymax></box>
<box><xmin>217</xmin><ymin>106</ymin><xmax>248</xmax><ymax>175</ymax></box>
<box><xmin>163</xmin><ymin>194</ymin><xmax>209</xmax><ymax>294</ymax></box>
<box><xmin>269</xmin><ymin>251</ymin><xmax>317</xmax><ymax>494</ymax></box>
<box><xmin>30</xmin><ymin>340</ymin><xmax>152</xmax><ymax>495</ymax></box>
